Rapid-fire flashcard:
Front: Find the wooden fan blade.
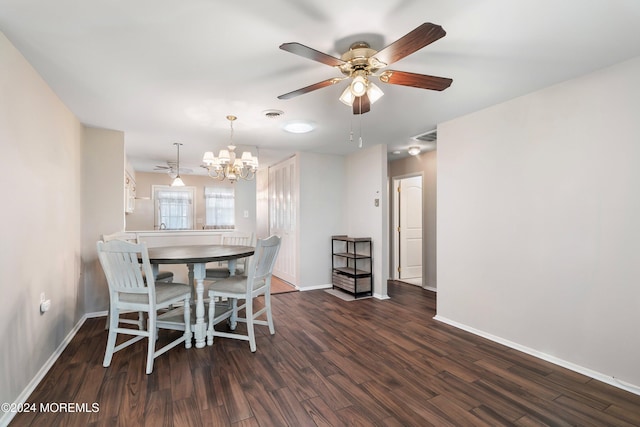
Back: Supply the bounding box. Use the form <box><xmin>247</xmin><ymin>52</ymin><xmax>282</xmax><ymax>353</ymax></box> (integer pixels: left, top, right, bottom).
<box><xmin>379</xmin><ymin>70</ymin><xmax>452</xmax><ymax>91</ymax></box>
<box><xmin>373</xmin><ymin>23</ymin><xmax>446</xmax><ymax>66</ymax></box>
<box><xmin>277</xmin><ymin>78</ymin><xmax>343</xmax><ymax>100</ymax></box>
<box><xmin>353</xmin><ymin>93</ymin><xmax>371</xmax><ymax>115</ymax></box>
<box><xmin>280</xmin><ymin>42</ymin><xmax>345</xmax><ymax>67</ymax></box>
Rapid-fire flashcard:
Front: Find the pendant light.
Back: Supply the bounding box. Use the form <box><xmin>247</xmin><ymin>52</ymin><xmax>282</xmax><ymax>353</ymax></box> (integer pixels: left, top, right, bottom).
<box><xmin>171</xmin><ymin>142</ymin><xmax>185</xmax><ymax>187</ymax></box>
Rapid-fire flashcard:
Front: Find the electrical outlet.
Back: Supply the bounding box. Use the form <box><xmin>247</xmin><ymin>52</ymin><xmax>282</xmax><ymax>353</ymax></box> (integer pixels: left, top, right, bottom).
<box><xmin>40</xmin><ymin>292</ymin><xmax>51</xmax><ymax>314</ymax></box>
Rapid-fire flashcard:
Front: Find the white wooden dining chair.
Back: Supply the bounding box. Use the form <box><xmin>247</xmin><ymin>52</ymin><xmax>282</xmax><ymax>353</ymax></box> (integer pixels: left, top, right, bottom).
<box><xmin>102</xmin><ymin>232</ymin><xmax>174</xmax><ymax>282</ymax></box>
<box><xmin>205</xmin><ymin>232</ymin><xmax>255</xmax><ymax>279</ymax></box>
<box><xmin>97</xmin><ymin>239</ymin><xmax>192</xmax><ymax>374</ymax></box>
<box><xmin>101</xmin><ymin>231</ymin><xmax>176</xmax><ymax>330</ymax></box>
<box><xmin>206</xmin><ymin>235</ymin><xmax>281</xmax><ymax>352</ymax></box>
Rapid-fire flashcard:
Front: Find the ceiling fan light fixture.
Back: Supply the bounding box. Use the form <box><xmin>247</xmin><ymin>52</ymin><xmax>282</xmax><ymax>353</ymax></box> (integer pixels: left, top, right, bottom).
<box><xmin>171</xmin><ymin>176</ymin><xmax>185</xmax><ymax>187</ymax></box>
<box><xmin>350</xmin><ymin>75</ymin><xmax>368</xmax><ymax>97</ymax></box>
<box><xmin>367</xmin><ymin>82</ymin><xmax>384</xmax><ymax>104</ymax></box>
<box><xmin>171</xmin><ymin>142</ymin><xmax>185</xmax><ymax>186</ymax></box>
<box><xmin>339</xmin><ymin>85</ymin><xmax>355</xmax><ymax>106</ymax></box>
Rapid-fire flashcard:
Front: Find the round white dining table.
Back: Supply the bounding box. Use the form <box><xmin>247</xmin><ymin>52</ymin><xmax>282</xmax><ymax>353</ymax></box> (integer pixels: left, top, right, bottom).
<box><xmin>146</xmin><ymin>244</ymin><xmax>255</xmax><ymax>348</ymax></box>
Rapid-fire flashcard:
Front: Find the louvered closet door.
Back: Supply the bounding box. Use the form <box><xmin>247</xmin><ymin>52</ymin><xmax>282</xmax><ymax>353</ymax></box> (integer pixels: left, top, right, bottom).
<box><xmin>268</xmin><ymin>156</ymin><xmax>297</xmax><ymax>284</ymax></box>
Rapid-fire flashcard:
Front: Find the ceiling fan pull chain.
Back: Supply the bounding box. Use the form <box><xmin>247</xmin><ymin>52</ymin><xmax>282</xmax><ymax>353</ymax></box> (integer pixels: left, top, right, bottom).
<box><xmin>348</xmin><ymin>116</ymin><xmax>354</xmax><ymax>143</ymax></box>
<box><xmin>358</xmin><ymin>104</ymin><xmax>363</xmax><ymax>148</ymax></box>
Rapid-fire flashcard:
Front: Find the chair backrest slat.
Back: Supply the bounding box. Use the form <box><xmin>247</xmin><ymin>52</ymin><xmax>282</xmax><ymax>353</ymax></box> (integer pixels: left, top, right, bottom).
<box><xmin>245</xmin><ymin>235</ymin><xmax>281</xmax><ymax>291</ymax></box>
<box><xmin>102</xmin><ymin>231</ymin><xmax>140</xmax><ymax>243</ymax></box>
<box><xmin>222</xmin><ymin>232</ymin><xmax>255</xmax><ymax>247</ymax></box>
<box><xmin>221</xmin><ymin>233</ymin><xmax>256</xmax><ymax>270</ymax></box>
<box><xmin>97</xmin><ymin>239</ymin><xmax>156</xmax><ymax>301</ymax></box>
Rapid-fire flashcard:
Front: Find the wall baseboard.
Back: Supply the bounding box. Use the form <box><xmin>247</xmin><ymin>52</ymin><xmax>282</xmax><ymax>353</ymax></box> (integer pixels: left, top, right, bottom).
<box><xmin>86</xmin><ymin>310</ymin><xmax>108</xmax><ymax>319</ymax></box>
<box><xmin>299</xmin><ymin>283</ymin><xmax>332</xmax><ymax>291</ymax></box>
<box><xmin>300</xmin><ymin>283</ymin><xmax>390</xmax><ymax>300</ymax></box>
<box><xmin>433</xmin><ymin>314</ymin><xmax>640</xmax><ymax>397</ymax></box>
<box><xmin>373</xmin><ymin>292</ymin><xmax>390</xmax><ymax>300</ymax></box>
<box><xmin>0</xmin><ymin>313</ymin><xmax>96</xmax><ymax>427</ymax></box>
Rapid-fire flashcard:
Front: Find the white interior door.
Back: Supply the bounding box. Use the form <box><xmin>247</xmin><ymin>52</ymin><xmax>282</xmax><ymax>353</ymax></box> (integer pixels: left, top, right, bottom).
<box><xmin>268</xmin><ymin>156</ymin><xmax>297</xmax><ymax>284</ymax></box>
<box><xmin>399</xmin><ymin>176</ymin><xmax>423</xmax><ymax>280</ymax></box>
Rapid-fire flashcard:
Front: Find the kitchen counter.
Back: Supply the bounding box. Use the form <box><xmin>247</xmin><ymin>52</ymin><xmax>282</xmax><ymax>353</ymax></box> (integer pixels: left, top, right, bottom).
<box><xmin>132</xmin><ymin>229</ymin><xmax>237</xmax><ymax>248</ymax></box>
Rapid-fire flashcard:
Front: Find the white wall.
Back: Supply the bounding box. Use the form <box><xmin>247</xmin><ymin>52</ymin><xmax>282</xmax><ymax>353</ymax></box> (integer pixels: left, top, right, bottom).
<box><xmin>0</xmin><ymin>31</ymin><xmax>83</xmax><ymax>421</ymax></box>
<box><xmin>125</xmin><ymin>171</ymin><xmax>257</xmax><ymax>233</ymax></box>
<box><xmin>81</xmin><ymin>127</ymin><xmax>126</xmax><ymax>313</ymax></box>
<box><xmin>346</xmin><ymin>144</ymin><xmax>389</xmax><ymax>298</ymax></box>
<box><xmin>437</xmin><ymin>56</ymin><xmax>640</xmax><ymax>389</ymax></box>
<box><xmin>297</xmin><ymin>152</ymin><xmax>346</xmax><ymax>289</ymax></box>
<box><xmin>291</xmin><ymin>147</ymin><xmax>388</xmax><ymax>297</ymax></box>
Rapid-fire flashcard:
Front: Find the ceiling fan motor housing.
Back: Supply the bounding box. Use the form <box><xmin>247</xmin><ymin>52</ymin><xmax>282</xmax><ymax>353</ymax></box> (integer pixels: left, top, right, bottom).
<box><xmin>339</xmin><ymin>42</ymin><xmax>382</xmax><ymax>76</ymax></box>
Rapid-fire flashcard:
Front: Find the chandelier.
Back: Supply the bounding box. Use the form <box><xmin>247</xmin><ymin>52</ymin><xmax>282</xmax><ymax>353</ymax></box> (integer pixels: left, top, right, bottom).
<box><xmin>202</xmin><ymin>115</ymin><xmax>258</xmax><ymax>183</ymax></box>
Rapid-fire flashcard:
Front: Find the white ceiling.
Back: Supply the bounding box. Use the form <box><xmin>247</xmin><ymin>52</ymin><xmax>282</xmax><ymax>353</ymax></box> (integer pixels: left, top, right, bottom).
<box><xmin>2</xmin><ymin>0</ymin><xmax>640</xmax><ymax>173</ymax></box>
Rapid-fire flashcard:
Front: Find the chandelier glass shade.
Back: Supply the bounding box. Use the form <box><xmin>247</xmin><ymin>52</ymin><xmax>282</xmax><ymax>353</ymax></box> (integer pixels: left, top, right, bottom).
<box><xmin>202</xmin><ymin>115</ymin><xmax>258</xmax><ymax>183</ymax></box>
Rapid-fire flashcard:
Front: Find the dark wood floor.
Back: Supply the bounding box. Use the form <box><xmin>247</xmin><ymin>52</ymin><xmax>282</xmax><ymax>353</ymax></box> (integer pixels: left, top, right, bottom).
<box><xmin>10</xmin><ymin>281</ymin><xmax>640</xmax><ymax>426</ymax></box>
<box><xmin>270</xmin><ymin>276</ymin><xmax>297</xmax><ymax>294</ymax></box>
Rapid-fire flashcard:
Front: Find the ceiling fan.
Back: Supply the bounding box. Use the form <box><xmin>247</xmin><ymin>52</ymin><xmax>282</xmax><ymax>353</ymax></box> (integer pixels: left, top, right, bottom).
<box><xmin>278</xmin><ymin>22</ymin><xmax>453</xmax><ymax>114</ymax></box>
<box><xmin>153</xmin><ymin>161</ymin><xmax>193</xmax><ymax>178</ymax></box>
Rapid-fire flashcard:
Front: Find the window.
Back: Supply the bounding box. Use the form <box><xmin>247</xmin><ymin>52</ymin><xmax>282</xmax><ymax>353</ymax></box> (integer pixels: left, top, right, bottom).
<box><xmin>153</xmin><ymin>186</ymin><xmax>195</xmax><ymax>230</ymax></box>
<box><xmin>204</xmin><ymin>187</ymin><xmax>235</xmax><ymax>229</ymax></box>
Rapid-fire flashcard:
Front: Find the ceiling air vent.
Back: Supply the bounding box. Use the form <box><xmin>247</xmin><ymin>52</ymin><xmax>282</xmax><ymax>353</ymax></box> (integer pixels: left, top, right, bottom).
<box><xmin>262</xmin><ymin>109</ymin><xmax>284</xmax><ymax>119</ymax></box>
<box><xmin>413</xmin><ymin>129</ymin><xmax>437</xmax><ymax>142</ymax></box>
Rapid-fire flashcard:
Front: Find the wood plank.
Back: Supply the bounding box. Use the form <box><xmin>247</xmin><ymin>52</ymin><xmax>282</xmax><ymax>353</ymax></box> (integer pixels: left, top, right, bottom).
<box><xmin>219</xmin><ymin>371</ymin><xmax>253</xmax><ymax>423</ymax></box>
<box><xmin>268</xmin><ymin>387</ymin><xmax>316</xmax><ymax>426</ymax></box>
<box><xmin>300</xmin><ymin>396</ymin><xmax>346</xmax><ymax>427</ymax></box>
<box><xmin>241</xmin><ymin>380</ymin><xmax>288</xmax><ymax>427</ymax></box>
<box><xmin>172</xmin><ymin>397</ymin><xmax>204</xmax><ymax>427</ymax></box>
<box><xmin>143</xmin><ymin>389</ymin><xmax>172</xmax><ymax>427</ymax></box>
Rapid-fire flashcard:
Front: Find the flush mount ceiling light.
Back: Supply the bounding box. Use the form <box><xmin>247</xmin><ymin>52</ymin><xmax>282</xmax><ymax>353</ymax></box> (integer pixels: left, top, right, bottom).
<box><xmin>408</xmin><ymin>146</ymin><xmax>421</xmax><ymax>156</ymax></box>
<box><xmin>202</xmin><ymin>115</ymin><xmax>258</xmax><ymax>183</ymax></box>
<box><xmin>171</xmin><ymin>142</ymin><xmax>185</xmax><ymax>187</ymax></box>
<box><xmin>283</xmin><ymin>121</ymin><xmax>315</xmax><ymax>134</ymax></box>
